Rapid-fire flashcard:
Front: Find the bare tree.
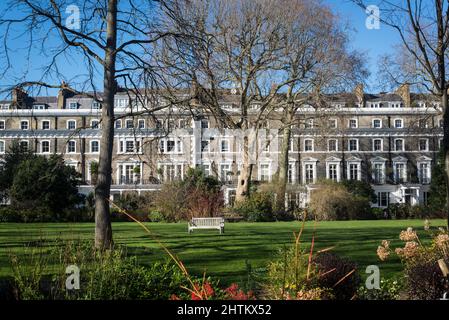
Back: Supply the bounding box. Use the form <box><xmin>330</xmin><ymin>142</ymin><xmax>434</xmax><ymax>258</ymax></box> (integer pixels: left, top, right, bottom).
<box><xmin>0</xmin><ymin>0</ymin><xmax>177</xmax><ymax>248</ymax></box>
<box><xmin>160</xmin><ymin>0</ymin><xmax>348</xmax><ymax>203</ymax></box>
<box><xmin>271</xmin><ymin>0</ymin><xmax>368</xmax><ymax>213</ymax></box>
<box><xmin>353</xmin><ymin>0</ymin><xmax>449</xmax><ymax>227</ymax></box>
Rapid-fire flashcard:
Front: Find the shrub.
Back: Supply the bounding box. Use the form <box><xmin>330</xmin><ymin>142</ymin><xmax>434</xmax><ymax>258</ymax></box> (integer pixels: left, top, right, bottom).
<box><xmin>10</xmin><ymin>154</ymin><xmax>82</xmax><ymax>214</ymax></box>
<box><xmin>313</xmin><ymin>252</ymin><xmax>361</xmax><ymax>300</ymax></box>
<box><xmin>357</xmin><ymin>278</ymin><xmax>403</xmax><ymax>300</ymax></box>
<box><xmin>262</xmin><ymin>224</ymin><xmax>357</xmax><ymax>300</ymax></box>
<box><xmin>111</xmin><ymin>193</ymin><xmax>153</xmax><ymax>221</ymax></box>
<box><xmin>308</xmin><ymin>181</ymin><xmax>372</xmax><ymax>220</ymax></box>
<box><xmin>10</xmin><ymin>240</ymin><xmax>192</xmax><ymax>300</ymax></box>
<box><xmin>153</xmin><ymin>168</ymin><xmax>224</xmax><ymax>222</ymax></box>
<box><xmin>153</xmin><ymin>181</ymin><xmax>189</xmax><ymax>222</ymax></box>
<box><xmin>375</xmin><ymin>225</ymin><xmax>449</xmax><ymax>300</ymax></box>
<box><xmin>370</xmin><ymin>207</ymin><xmax>384</xmax><ymax>220</ymax></box>
<box><xmin>148</xmin><ymin>210</ymin><xmax>165</xmax><ymax>222</ymax></box>
<box><xmin>234</xmin><ymin>191</ymin><xmax>275</xmax><ymax>222</ymax></box>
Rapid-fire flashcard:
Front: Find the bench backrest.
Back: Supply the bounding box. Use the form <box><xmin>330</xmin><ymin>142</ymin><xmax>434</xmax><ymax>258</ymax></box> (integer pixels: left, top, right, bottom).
<box><xmin>191</xmin><ymin>217</ymin><xmax>224</xmax><ymax>226</ymax></box>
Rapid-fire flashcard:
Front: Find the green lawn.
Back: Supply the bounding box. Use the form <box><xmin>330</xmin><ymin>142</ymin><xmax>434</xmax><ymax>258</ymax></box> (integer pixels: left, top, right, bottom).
<box><xmin>0</xmin><ymin>219</ymin><xmax>446</xmax><ymax>285</ymax></box>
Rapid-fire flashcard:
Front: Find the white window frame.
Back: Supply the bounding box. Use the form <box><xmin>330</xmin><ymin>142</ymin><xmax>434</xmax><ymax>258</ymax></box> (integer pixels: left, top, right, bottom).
<box><xmin>19</xmin><ymin>140</ymin><xmax>29</xmax><ymax>151</ymax></box>
<box><xmin>328</xmin><ymin>139</ymin><xmax>338</xmax><ymax>152</ymax></box>
<box><xmin>138</xmin><ymin>119</ymin><xmax>145</xmax><ymax>129</ymax></box>
<box><xmin>119</xmin><ymin>138</ymin><xmax>143</xmax><ymax>154</ymax></box>
<box><xmin>158</xmin><ymin>138</ymin><xmax>182</xmax><ymax>154</ymax></box>
<box><xmin>288</xmin><ymin>162</ymin><xmax>296</xmax><ymax>184</ymax></box>
<box><xmin>348</xmin><ymin>138</ymin><xmax>359</xmax><ymax>152</ymax></box>
<box><xmin>372</xmin><ymin>118</ymin><xmax>382</xmax><ymax>128</ymax></box>
<box><xmin>393</xmin><ymin>161</ymin><xmax>407</xmax><ymax>183</ymax></box>
<box><xmin>394</xmin><ymin>118</ymin><xmax>403</xmax><ymax>128</ymax></box>
<box><xmin>66</xmin><ymin>119</ymin><xmax>77</xmax><ymax>130</ymax></box>
<box><xmin>68</xmin><ymin>102</ymin><xmax>78</xmax><ymax>110</ymax></box>
<box><xmin>125</xmin><ymin>119</ymin><xmax>134</xmax><ymax>129</ymax></box>
<box><xmin>326</xmin><ymin>161</ymin><xmax>341</xmax><ymax>182</ymax></box>
<box><xmin>115</xmin><ymin>119</ymin><xmax>122</xmax><ymax>129</ymax></box>
<box><xmin>417</xmin><ymin>161</ymin><xmax>431</xmax><ymax>184</ymax></box>
<box><xmin>372</xmin><ymin>138</ymin><xmax>383</xmax><ymax>152</ymax></box>
<box><xmin>304</xmin><ymin>139</ymin><xmax>314</xmax><ymax>152</ymax></box>
<box><xmin>258</xmin><ymin>163</ymin><xmax>271</xmax><ymax>182</ymax></box>
<box><xmin>92</xmin><ymin>101</ymin><xmax>101</xmax><ymax>110</ymax></box>
<box><xmin>90</xmin><ymin>119</ymin><xmax>100</xmax><ymax>129</ymax></box>
<box><xmin>67</xmin><ymin>140</ymin><xmax>76</xmax><ymax>154</ymax></box>
<box><xmin>394</xmin><ymin>138</ymin><xmax>404</xmax><ymax>151</ymax></box>
<box><xmin>219</xmin><ymin>163</ymin><xmax>232</xmax><ymax>182</ymax></box>
<box><xmin>90</xmin><ymin>140</ymin><xmax>100</xmax><ymax>153</ymax></box>
<box><xmin>220</xmin><ymin>139</ymin><xmax>230</xmax><ymax>153</ymax></box>
<box><xmin>20</xmin><ymin>120</ymin><xmax>29</xmax><ymax>130</ymax></box>
<box><xmin>302</xmin><ymin>161</ymin><xmax>317</xmax><ymax>184</ymax></box>
<box><xmin>418</xmin><ymin>138</ymin><xmax>429</xmax><ymax>152</ymax></box>
<box><xmin>304</xmin><ymin>118</ymin><xmax>314</xmax><ymax>129</ymax></box>
<box><xmin>347</xmin><ymin>161</ymin><xmax>361</xmax><ymax>181</ymax></box>
<box><xmin>40</xmin><ymin>140</ymin><xmax>50</xmax><ymax>154</ymax></box>
<box><xmin>41</xmin><ymin>119</ymin><xmax>51</xmax><ymax>130</ymax></box>
<box><xmin>201</xmin><ymin>163</ymin><xmax>211</xmax><ymax>176</ymax></box>
<box><xmin>371</xmin><ymin>161</ymin><xmax>386</xmax><ymax>184</ymax></box>
<box><xmin>348</xmin><ymin>119</ymin><xmax>358</xmax><ymax>129</ymax></box>
<box><xmin>179</xmin><ymin>119</ymin><xmax>190</xmax><ymax>129</ymax></box>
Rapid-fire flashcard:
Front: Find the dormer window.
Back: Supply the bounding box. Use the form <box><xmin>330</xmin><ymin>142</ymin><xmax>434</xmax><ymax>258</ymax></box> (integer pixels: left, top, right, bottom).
<box><xmin>92</xmin><ymin>101</ymin><xmax>101</xmax><ymax>110</ymax></box>
<box><xmin>68</xmin><ymin>102</ymin><xmax>78</xmax><ymax>110</ymax></box>
<box><xmin>33</xmin><ymin>104</ymin><xmax>46</xmax><ymax>110</ymax></box>
<box><xmin>418</xmin><ymin>102</ymin><xmax>426</xmax><ymax>108</ymax></box>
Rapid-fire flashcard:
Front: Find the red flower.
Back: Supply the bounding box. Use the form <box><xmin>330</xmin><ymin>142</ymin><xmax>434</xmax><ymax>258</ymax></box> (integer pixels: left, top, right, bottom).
<box><xmin>224</xmin><ymin>283</ymin><xmax>255</xmax><ymax>300</ymax></box>
<box><xmin>203</xmin><ymin>282</ymin><xmax>215</xmax><ymax>298</ymax></box>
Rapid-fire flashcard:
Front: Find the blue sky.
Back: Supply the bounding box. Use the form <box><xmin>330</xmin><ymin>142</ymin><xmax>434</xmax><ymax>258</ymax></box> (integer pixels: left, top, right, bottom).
<box><xmin>0</xmin><ymin>0</ymin><xmax>401</xmax><ymax>97</ymax></box>
<box><xmin>325</xmin><ymin>0</ymin><xmax>401</xmax><ymax>92</ymax></box>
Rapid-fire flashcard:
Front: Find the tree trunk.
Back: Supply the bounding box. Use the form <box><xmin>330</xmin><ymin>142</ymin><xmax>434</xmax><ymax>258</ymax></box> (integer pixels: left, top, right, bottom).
<box><xmin>94</xmin><ymin>0</ymin><xmax>117</xmax><ymax>250</ymax></box>
<box><xmin>442</xmin><ymin>90</ymin><xmax>449</xmax><ymax>229</ymax></box>
<box><xmin>275</xmin><ymin>112</ymin><xmax>293</xmax><ymax>215</ymax></box>
<box><xmin>235</xmin><ymin>135</ymin><xmax>252</xmax><ymax>203</ymax></box>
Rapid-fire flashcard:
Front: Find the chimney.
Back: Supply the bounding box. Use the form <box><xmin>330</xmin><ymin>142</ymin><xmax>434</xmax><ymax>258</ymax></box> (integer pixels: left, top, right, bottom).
<box><xmin>11</xmin><ymin>87</ymin><xmax>28</xmax><ymax>108</ymax></box>
<box><xmin>354</xmin><ymin>83</ymin><xmax>364</xmax><ymax>107</ymax></box>
<box><xmin>57</xmin><ymin>81</ymin><xmax>74</xmax><ymax>109</ymax></box>
<box><xmin>395</xmin><ymin>84</ymin><xmax>410</xmax><ymax>107</ymax></box>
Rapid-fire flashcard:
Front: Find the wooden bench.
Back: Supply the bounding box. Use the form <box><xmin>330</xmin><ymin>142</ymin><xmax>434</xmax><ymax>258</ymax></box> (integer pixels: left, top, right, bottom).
<box><xmin>188</xmin><ymin>217</ymin><xmax>225</xmax><ymax>234</ymax></box>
